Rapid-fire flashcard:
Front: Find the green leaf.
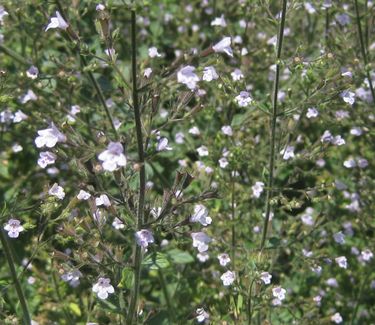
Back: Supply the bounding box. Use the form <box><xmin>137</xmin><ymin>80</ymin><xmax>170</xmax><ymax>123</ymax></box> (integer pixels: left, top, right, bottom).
<box><xmin>166</xmin><ymin>249</ymin><xmax>194</xmax><ymax>264</ymax></box>
<box><xmin>268</xmin><ymin>237</ymin><xmax>281</xmax><ymax>247</ymax></box>
<box><xmin>69</xmin><ymin>302</ymin><xmax>81</xmax><ymax>317</ymax></box>
<box><xmin>142</xmin><ymin>252</ymin><xmax>170</xmax><ymax>270</ymax></box>
<box><xmin>118</xmin><ymin>267</ymin><xmax>134</xmax><ymax>289</ymax></box>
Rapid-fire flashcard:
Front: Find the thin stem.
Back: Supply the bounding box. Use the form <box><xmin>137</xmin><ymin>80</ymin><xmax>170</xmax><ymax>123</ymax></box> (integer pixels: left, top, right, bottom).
<box><xmin>350</xmin><ymin>271</ymin><xmax>370</xmax><ymax>325</ymax></box>
<box><xmin>0</xmin><ymin>44</ymin><xmax>31</xmax><ymax>66</ymax></box>
<box><xmin>158</xmin><ymin>269</ymin><xmax>175</xmax><ymax>323</ymax></box>
<box><xmin>126</xmin><ymin>9</ymin><xmax>146</xmax><ymax>325</ymax></box>
<box><xmin>0</xmin><ymin>229</ymin><xmax>31</xmax><ymax>325</ymax></box>
<box><xmin>354</xmin><ymin>0</ymin><xmax>375</xmax><ymax>103</ymax></box>
<box><xmin>231</xmin><ymin>177</ymin><xmax>236</xmax><ymax>268</ymax></box>
<box><xmin>260</xmin><ymin>0</ymin><xmax>287</xmax><ymax>251</ymax></box>
<box><xmin>246</xmin><ymin>278</ymin><xmax>256</xmax><ymax>325</ymax></box>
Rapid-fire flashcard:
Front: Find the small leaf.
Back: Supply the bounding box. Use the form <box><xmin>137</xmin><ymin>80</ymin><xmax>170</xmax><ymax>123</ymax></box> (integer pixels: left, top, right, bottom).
<box><xmin>69</xmin><ymin>302</ymin><xmax>81</xmax><ymax>317</ymax></box>
<box><xmin>166</xmin><ymin>249</ymin><xmax>194</xmax><ymax>264</ymax></box>
<box><xmin>118</xmin><ymin>267</ymin><xmax>134</xmax><ymax>289</ymax></box>
<box><xmin>142</xmin><ymin>252</ymin><xmax>170</xmax><ymax>270</ymax></box>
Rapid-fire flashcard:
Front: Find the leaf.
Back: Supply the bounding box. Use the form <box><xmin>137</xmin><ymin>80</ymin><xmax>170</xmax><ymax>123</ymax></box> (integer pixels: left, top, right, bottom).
<box><xmin>118</xmin><ymin>267</ymin><xmax>134</xmax><ymax>289</ymax></box>
<box><xmin>69</xmin><ymin>302</ymin><xmax>81</xmax><ymax>317</ymax></box>
<box><xmin>142</xmin><ymin>252</ymin><xmax>170</xmax><ymax>270</ymax></box>
<box><xmin>166</xmin><ymin>249</ymin><xmax>194</xmax><ymax>264</ymax></box>
<box><xmin>268</xmin><ymin>237</ymin><xmax>281</xmax><ymax>247</ymax></box>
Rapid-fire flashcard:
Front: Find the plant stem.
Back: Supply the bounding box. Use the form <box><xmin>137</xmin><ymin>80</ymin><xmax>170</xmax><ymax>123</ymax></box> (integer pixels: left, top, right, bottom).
<box><xmin>0</xmin><ymin>229</ymin><xmax>31</xmax><ymax>325</ymax></box>
<box><xmin>260</xmin><ymin>0</ymin><xmax>287</xmax><ymax>251</ymax></box>
<box><xmin>0</xmin><ymin>44</ymin><xmax>31</xmax><ymax>66</ymax></box>
<box><xmin>158</xmin><ymin>269</ymin><xmax>175</xmax><ymax>323</ymax></box>
<box><xmin>126</xmin><ymin>8</ymin><xmax>146</xmax><ymax>325</ymax></box>
<box><xmin>354</xmin><ymin>0</ymin><xmax>375</xmax><ymax>103</ymax></box>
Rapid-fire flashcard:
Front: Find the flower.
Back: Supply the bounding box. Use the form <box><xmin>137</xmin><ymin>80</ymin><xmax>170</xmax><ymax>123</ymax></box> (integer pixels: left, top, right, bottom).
<box><xmin>96</xmin><ymin>4</ymin><xmax>106</xmax><ymax>11</ymax></box>
<box><xmin>92</xmin><ymin>277</ymin><xmax>114</xmax><ymax>299</ymax></box>
<box><xmin>98</xmin><ymin>142</ymin><xmax>127</xmax><ymax>172</ymax></box>
<box><xmin>335</xmin><ymin>256</ymin><xmax>347</xmax><ymax>269</ymax></box>
<box><xmin>231</xmin><ymin>69</ymin><xmax>244</xmax><ymax>81</ymax></box>
<box><xmin>49</xmin><ymin>183</ymin><xmax>65</xmax><ymax>200</ymax></box>
<box><xmin>191</xmin><ymin>232</ymin><xmax>211</xmax><ymax>252</ymax></box>
<box><xmin>77</xmin><ymin>190</ymin><xmax>91</xmax><ymax>200</ymax></box>
<box><xmin>333</xmin><ymin>231</ymin><xmax>345</xmax><ymax>245</ymax></box>
<box><xmin>217</xmin><ymin>253</ymin><xmax>231</xmax><ymax>266</ymax></box>
<box><xmin>26</xmin><ymin>66</ymin><xmax>39</xmax><ymax>79</ymax></box>
<box><xmin>235</xmin><ymin>91</ymin><xmax>253</xmax><ymax>107</ymax></box>
<box><xmin>280</xmin><ymin>145</ymin><xmax>295</xmax><ymax>160</ymax></box>
<box><xmin>112</xmin><ymin>217</ymin><xmax>125</xmax><ymax>230</ymax></box>
<box><xmin>20</xmin><ymin>89</ymin><xmax>38</xmax><ymax>103</ymax></box>
<box><xmin>0</xmin><ymin>6</ymin><xmax>9</xmax><ymax>25</ymax></box>
<box><xmin>331</xmin><ymin>312</ymin><xmax>343</xmax><ymax>324</ymax></box>
<box><xmin>177</xmin><ymin>66</ymin><xmax>200</xmax><ymax>90</ymax></box>
<box><xmin>45</xmin><ymin>11</ymin><xmax>69</xmax><ymax>32</ymax></box>
<box><xmin>212</xmin><ymin>37</ymin><xmax>233</xmax><ymax>57</ymax></box>
<box><xmin>35</xmin><ymin>123</ymin><xmax>66</xmax><ymax>148</ymax></box>
<box><xmin>148</xmin><ymin>47</ymin><xmax>162</xmax><ymax>58</ymax></box>
<box><xmin>260</xmin><ymin>272</ymin><xmax>272</xmax><ymax>285</ymax></box>
<box><xmin>105</xmin><ymin>48</ymin><xmax>116</xmax><ymax>58</ymax></box>
<box><xmin>144</xmin><ymin>67</ymin><xmax>153</xmax><ymax>78</ymax></box>
<box><xmin>306</xmin><ymin>107</ymin><xmax>318</xmax><ymax>118</ymax></box>
<box><xmin>341</xmin><ymin>90</ymin><xmax>355</xmax><ymax>105</ymax></box>
<box><xmin>252</xmin><ymin>181</ymin><xmax>264</xmax><ymax>198</ymax></box>
<box><xmin>95</xmin><ymin>194</ymin><xmax>111</xmax><ymax>207</ymax></box>
<box><xmin>272</xmin><ymin>287</ymin><xmax>286</xmax><ymax>301</ymax></box>
<box><xmin>202</xmin><ymin>66</ymin><xmax>219</xmax><ymax>81</ymax></box>
<box><xmin>211</xmin><ymin>14</ymin><xmax>226</xmax><ymax>27</ymax></box>
<box><xmin>220</xmin><ymin>270</ymin><xmax>235</xmax><ymax>286</ymax></box>
<box><xmin>197</xmin><ymin>252</ymin><xmax>210</xmax><ymax>263</ymax></box>
<box><xmin>190</xmin><ymin>204</ymin><xmax>212</xmax><ymax>226</ymax></box>
<box><xmin>135</xmin><ymin>229</ymin><xmax>154</xmax><ymax>248</ymax></box>
<box><xmin>221</xmin><ymin>125</ymin><xmax>233</xmax><ymax>136</ymax></box>
<box><xmin>61</xmin><ymin>269</ymin><xmax>82</xmax><ymax>288</ymax></box>
<box><xmin>4</xmin><ymin>219</ymin><xmax>24</xmax><ymax>238</ymax></box>
<box><xmin>13</xmin><ymin>110</ymin><xmax>28</xmax><ymax>123</ymax></box>
<box><xmin>361</xmin><ymin>249</ymin><xmax>373</xmax><ymax>261</ymax></box>
<box><xmin>219</xmin><ymin>157</ymin><xmax>229</xmax><ymax>168</ymax></box>
<box><xmin>157</xmin><ymin>137</ymin><xmax>172</xmax><ymax>151</ymax></box>
<box><xmin>197</xmin><ymin>145</ymin><xmax>209</xmax><ymax>157</ymax></box>
<box><xmin>37</xmin><ymin>151</ymin><xmax>57</xmax><ymax>169</ymax></box>
<box><xmin>196</xmin><ymin>308</ymin><xmax>210</xmax><ymax>323</ymax></box>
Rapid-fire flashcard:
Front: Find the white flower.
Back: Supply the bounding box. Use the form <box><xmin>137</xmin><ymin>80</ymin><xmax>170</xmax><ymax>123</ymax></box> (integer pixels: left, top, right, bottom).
<box><xmin>37</xmin><ymin>151</ymin><xmax>57</xmax><ymax>169</ymax></box>
<box><xmin>98</xmin><ymin>142</ymin><xmax>127</xmax><ymax>171</ymax></box>
<box><xmin>189</xmin><ymin>126</ymin><xmax>200</xmax><ymax>135</ymax></box>
<box><xmin>219</xmin><ymin>157</ymin><xmax>229</xmax><ymax>169</ymax></box>
<box><xmin>196</xmin><ymin>308</ymin><xmax>209</xmax><ymax>323</ymax></box>
<box><xmin>191</xmin><ymin>232</ymin><xmax>211</xmax><ymax>252</ymax></box>
<box><xmin>175</xmin><ymin>132</ymin><xmax>185</xmax><ymax>144</ymax></box>
<box><xmin>350</xmin><ymin>127</ymin><xmax>363</xmax><ymax>136</ymax></box>
<box><xmin>217</xmin><ymin>253</ymin><xmax>231</xmax><ymax>266</ymax></box>
<box><xmin>305</xmin><ymin>3</ymin><xmax>316</xmax><ymax>14</ymax></box>
<box><xmin>335</xmin><ymin>256</ymin><xmax>347</xmax><ymax>269</ymax></box>
<box><xmin>157</xmin><ymin>137</ymin><xmax>172</xmax><ymax>151</ymax></box>
<box><xmin>144</xmin><ymin>67</ymin><xmax>152</xmax><ymax>78</ymax></box>
<box><xmin>190</xmin><ymin>204</ymin><xmax>212</xmax><ymax>226</ymax></box>
<box><xmin>4</xmin><ymin>219</ymin><xmax>24</xmax><ymax>238</ymax></box>
<box><xmin>252</xmin><ymin>181</ymin><xmax>264</xmax><ymax>198</ymax></box>
<box><xmin>92</xmin><ymin>278</ymin><xmax>114</xmax><ymax>299</ymax></box>
<box><xmin>135</xmin><ymin>229</ymin><xmax>154</xmax><ymax>248</ymax></box>
<box><xmin>49</xmin><ymin>183</ymin><xmax>65</xmax><ymax>200</ymax></box>
<box><xmin>212</xmin><ymin>37</ymin><xmax>233</xmax><ymax>57</ymax></box>
<box><xmin>26</xmin><ymin>66</ymin><xmax>39</xmax><ymax>79</ymax></box>
<box><xmin>220</xmin><ymin>270</ymin><xmax>235</xmax><ymax>286</ymax></box>
<box><xmin>0</xmin><ymin>6</ymin><xmax>9</xmax><ymax>25</ymax></box>
<box><xmin>197</xmin><ymin>252</ymin><xmax>210</xmax><ymax>263</ymax></box>
<box><xmin>105</xmin><ymin>48</ymin><xmax>116</xmax><ymax>58</ymax></box>
<box><xmin>343</xmin><ymin>158</ymin><xmax>356</xmax><ymax>168</ymax></box>
<box><xmin>35</xmin><ymin>123</ymin><xmax>66</xmax><ymax>148</ymax></box>
<box><xmin>112</xmin><ymin>217</ymin><xmax>125</xmax><ymax>230</ymax></box>
<box><xmin>321</xmin><ymin>130</ymin><xmax>333</xmax><ymax>143</ymax></box>
<box><xmin>272</xmin><ymin>287</ymin><xmax>286</xmax><ymax>301</ymax></box>
<box><xmin>333</xmin><ymin>231</ymin><xmax>345</xmax><ymax>244</ymax></box>
<box><xmin>202</xmin><ymin>66</ymin><xmax>219</xmax><ymax>82</ymax></box>
<box><xmin>357</xmin><ymin>158</ymin><xmax>368</xmax><ymax>169</ymax></box>
<box><xmin>61</xmin><ymin>269</ymin><xmax>82</xmax><ymax>288</ymax></box>
<box><xmin>331</xmin><ymin>312</ymin><xmax>343</xmax><ymax>324</ymax></box>
<box><xmin>20</xmin><ymin>89</ymin><xmax>38</xmax><ymax>103</ymax></box>
<box><xmin>95</xmin><ymin>194</ymin><xmax>111</xmax><ymax>207</ymax></box>
<box><xmin>77</xmin><ymin>190</ymin><xmax>91</xmax><ymax>200</ymax></box>
<box><xmin>280</xmin><ymin>145</ymin><xmax>295</xmax><ymax>160</ymax></box>
<box><xmin>12</xmin><ymin>144</ymin><xmax>23</xmax><ymax>153</ymax></box>
<box><xmin>361</xmin><ymin>249</ymin><xmax>373</xmax><ymax>261</ymax></box>
<box><xmin>197</xmin><ymin>146</ymin><xmax>209</xmax><ymax>157</ymax></box>
<box><xmin>177</xmin><ymin>66</ymin><xmax>200</xmax><ymax>90</ymax></box>
<box><xmin>13</xmin><ymin>110</ymin><xmax>28</xmax><ymax>123</ymax></box>
<box><xmin>231</xmin><ymin>69</ymin><xmax>244</xmax><ymax>81</ymax></box>
<box><xmin>341</xmin><ymin>90</ymin><xmax>355</xmax><ymax>105</ymax></box>
<box><xmin>306</xmin><ymin>107</ymin><xmax>318</xmax><ymax>118</ymax></box>
<box><xmin>96</xmin><ymin>4</ymin><xmax>106</xmax><ymax>11</ymax></box>
<box><xmin>311</xmin><ymin>265</ymin><xmax>322</xmax><ymax>275</ymax></box>
<box><xmin>45</xmin><ymin>11</ymin><xmax>69</xmax><ymax>32</ymax></box>
<box><xmin>211</xmin><ymin>14</ymin><xmax>226</xmax><ymax>27</ymax></box>
<box><xmin>332</xmin><ymin>135</ymin><xmax>345</xmax><ymax>146</ymax></box>
<box><xmin>260</xmin><ymin>272</ymin><xmax>272</xmax><ymax>285</ymax></box>
<box><xmin>221</xmin><ymin>125</ymin><xmax>233</xmax><ymax>136</ymax></box>
<box><xmin>148</xmin><ymin>47</ymin><xmax>162</xmax><ymax>58</ymax></box>
<box><xmin>235</xmin><ymin>91</ymin><xmax>253</xmax><ymax>107</ymax></box>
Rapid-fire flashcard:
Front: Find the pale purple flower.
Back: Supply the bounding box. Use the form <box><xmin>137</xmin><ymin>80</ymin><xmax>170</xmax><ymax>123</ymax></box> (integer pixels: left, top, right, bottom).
<box><xmin>335</xmin><ymin>256</ymin><xmax>347</xmax><ymax>269</ymax></box>
<box><xmin>305</xmin><ymin>2</ymin><xmax>316</xmax><ymax>14</ymax></box>
<box><xmin>219</xmin><ymin>157</ymin><xmax>229</xmax><ymax>169</ymax></box>
<box><xmin>231</xmin><ymin>68</ymin><xmax>244</xmax><ymax>81</ymax></box>
<box><xmin>144</xmin><ymin>67</ymin><xmax>152</xmax><ymax>78</ymax></box>
<box><xmin>190</xmin><ymin>204</ymin><xmax>212</xmax><ymax>226</ymax></box>
<box><xmin>220</xmin><ymin>270</ymin><xmax>235</xmax><ymax>286</ymax></box>
<box><xmin>202</xmin><ymin>66</ymin><xmax>219</xmax><ymax>82</ymax></box>
<box><xmin>112</xmin><ymin>217</ymin><xmax>124</xmax><ymax>230</ymax></box>
<box><xmin>197</xmin><ymin>252</ymin><xmax>210</xmax><ymax>263</ymax></box>
<box><xmin>175</xmin><ymin>132</ymin><xmax>185</xmax><ymax>144</ymax></box>
<box><xmin>343</xmin><ymin>158</ymin><xmax>356</xmax><ymax>168</ymax></box>
<box><xmin>13</xmin><ymin>110</ymin><xmax>28</xmax><ymax>123</ymax></box>
<box><xmin>92</xmin><ymin>277</ymin><xmax>114</xmax><ymax>299</ymax></box>
<box><xmin>96</xmin><ymin>4</ymin><xmax>106</xmax><ymax>11</ymax></box>
<box><xmin>98</xmin><ymin>142</ymin><xmax>126</xmax><ymax>171</ymax></box>
<box><xmin>37</xmin><ymin>151</ymin><xmax>57</xmax><ymax>169</ymax></box>
<box><xmin>35</xmin><ymin>123</ymin><xmax>66</xmax><ymax>148</ymax></box>
<box><xmin>272</xmin><ymin>287</ymin><xmax>286</xmax><ymax>301</ymax></box>
<box><xmin>341</xmin><ymin>90</ymin><xmax>355</xmax><ymax>105</ymax></box>
<box><xmin>49</xmin><ymin>183</ymin><xmax>65</xmax><ymax>200</ymax></box>
<box><xmin>260</xmin><ymin>272</ymin><xmax>272</xmax><ymax>285</ymax></box>
<box><xmin>12</xmin><ymin>144</ymin><xmax>23</xmax><ymax>153</ymax></box>
<box><xmin>321</xmin><ymin>130</ymin><xmax>333</xmax><ymax>143</ymax></box>
<box><xmin>189</xmin><ymin>126</ymin><xmax>200</xmax><ymax>135</ymax></box>
<box><xmin>197</xmin><ymin>145</ymin><xmax>209</xmax><ymax>157</ymax></box>
<box><xmin>306</xmin><ymin>107</ymin><xmax>318</xmax><ymax>118</ymax></box>
<box><xmin>332</xmin><ymin>135</ymin><xmax>345</xmax><ymax>146</ymax></box>
<box><xmin>333</xmin><ymin>231</ymin><xmax>345</xmax><ymax>245</ymax></box>
<box><xmin>20</xmin><ymin>89</ymin><xmax>37</xmax><ymax>103</ymax></box>
<box><xmin>191</xmin><ymin>232</ymin><xmax>211</xmax><ymax>252</ymax></box>
<box><xmin>361</xmin><ymin>249</ymin><xmax>373</xmax><ymax>261</ymax></box>
<box><xmin>0</xmin><ymin>6</ymin><xmax>9</xmax><ymax>25</ymax></box>
<box><xmin>157</xmin><ymin>137</ymin><xmax>172</xmax><ymax>151</ymax></box>
<box><xmin>135</xmin><ymin>229</ymin><xmax>154</xmax><ymax>248</ymax></box>
<box><xmin>196</xmin><ymin>308</ymin><xmax>210</xmax><ymax>323</ymax></box>
<box><xmin>350</xmin><ymin>127</ymin><xmax>363</xmax><ymax>136</ymax></box>
<box><xmin>280</xmin><ymin>146</ymin><xmax>295</xmax><ymax>160</ymax></box>
<box><xmin>217</xmin><ymin>253</ymin><xmax>231</xmax><ymax>266</ymax></box>
<box><xmin>212</xmin><ymin>37</ymin><xmax>233</xmax><ymax>57</ymax></box>
<box><xmin>26</xmin><ymin>66</ymin><xmax>39</xmax><ymax>79</ymax></box>
<box><xmin>221</xmin><ymin>125</ymin><xmax>233</xmax><ymax>136</ymax></box>
<box><xmin>331</xmin><ymin>312</ymin><xmax>343</xmax><ymax>324</ymax></box>
<box><xmin>77</xmin><ymin>190</ymin><xmax>91</xmax><ymax>200</ymax></box>
<box><xmin>95</xmin><ymin>194</ymin><xmax>111</xmax><ymax>207</ymax></box>
<box><xmin>4</xmin><ymin>219</ymin><xmax>24</xmax><ymax>238</ymax></box>
<box><xmin>235</xmin><ymin>91</ymin><xmax>253</xmax><ymax>107</ymax></box>
<box><xmin>357</xmin><ymin>158</ymin><xmax>368</xmax><ymax>169</ymax></box>
<box><xmin>45</xmin><ymin>11</ymin><xmax>69</xmax><ymax>31</ymax></box>
<box><xmin>148</xmin><ymin>47</ymin><xmax>162</xmax><ymax>58</ymax></box>
<box><xmin>326</xmin><ymin>278</ymin><xmax>338</xmax><ymax>287</ymax></box>
<box><xmin>211</xmin><ymin>14</ymin><xmax>226</xmax><ymax>27</ymax></box>
<box><xmin>104</xmin><ymin>48</ymin><xmax>116</xmax><ymax>58</ymax></box>
<box><xmin>177</xmin><ymin>66</ymin><xmax>200</xmax><ymax>90</ymax></box>
<box><xmin>252</xmin><ymin>181</ymin><xmax>264</xmax><ymax>198</ymax></box>
<box><xmin>61</xmin><ymin>269</ymin><xmax>82</xmax><ymax>288</ymax></box>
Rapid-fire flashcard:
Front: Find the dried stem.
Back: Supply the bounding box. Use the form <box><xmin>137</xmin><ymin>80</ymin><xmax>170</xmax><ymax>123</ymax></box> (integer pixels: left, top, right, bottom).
<box><xmin>260</xmin><ymin>0</ymin><xmax>287</xmax><ymax>251</ymax></box>
<box><xmin>126</xmin><ymin>8</ymin><xmax>146</xmax><ymax>325</ymax></box>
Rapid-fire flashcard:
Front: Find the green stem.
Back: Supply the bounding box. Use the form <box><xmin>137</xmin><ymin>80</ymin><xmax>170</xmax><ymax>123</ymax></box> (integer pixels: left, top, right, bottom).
<box><xmin>260</xmin><ymin>0</ymin><xmax>287</xmax><ymax>251</ymax></box>
<box><xmin>126</xmin><ymin>9</ymin><xmax>146</xmax><ymax>325</ymax></box>
<box><xmin>354</xmin><ymin>0</ymin><xmax>375</xmax><ymax>104</ymax></box>
<box><xmin>0</xmin><ymin>229</ymin><xmax>31</xmax><ymax>325</ymax></box>
<box><xmin>246</xmin><ymin>278</ymin><xmax>256</xmax><ymax>325</ymax></box>
<box><xmin>350</xmin><ymin>272</ymin><xmax>370</xmax><ymax>325</ymax></box>
<box><xmin>0</xmin><ymin>44</ymin><xmax>31</xmax><ymax>66</ymax></box>
<box><xmin>158</xmin><ymin>269</ymin><xmax>175</xmax><ymax>323</ymax></box>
